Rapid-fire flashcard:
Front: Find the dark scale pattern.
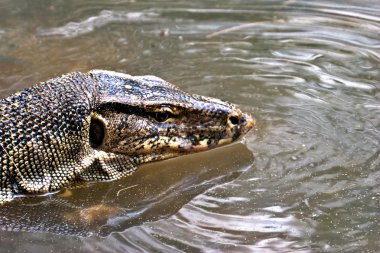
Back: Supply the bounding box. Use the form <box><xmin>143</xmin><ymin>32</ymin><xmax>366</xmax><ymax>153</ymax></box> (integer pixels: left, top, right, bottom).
<box><xmin>0</xmin><ymin>72</ymin><xmax>98</xmax><ymax>202</ymax></box>
<box><xmin>0</xmin><ymin>70</ymin><xmax>254</xmax><ymax>203</ymax></box>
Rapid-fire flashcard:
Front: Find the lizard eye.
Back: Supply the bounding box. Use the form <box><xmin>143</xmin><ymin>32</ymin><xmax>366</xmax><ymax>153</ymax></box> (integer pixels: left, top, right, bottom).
<box><xmin>151</xmin><ymin>107</ymin><xmax>175</xmax><ymax>123</ymax></box>
<box><xmin>154</xmin><ymin>111</ymin><xmax>173</xmax><ymax>122</ymax></box>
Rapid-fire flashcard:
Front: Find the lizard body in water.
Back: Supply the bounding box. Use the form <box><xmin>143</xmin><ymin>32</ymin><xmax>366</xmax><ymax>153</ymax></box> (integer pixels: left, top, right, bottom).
<box><xmin>0</xmin><ymin>70</ymin><xmax>254</xmax><ymax>203</ymax></box>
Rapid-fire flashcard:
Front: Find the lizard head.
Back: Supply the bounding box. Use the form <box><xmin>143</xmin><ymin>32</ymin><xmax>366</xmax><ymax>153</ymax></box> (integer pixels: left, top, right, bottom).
<box><xmin>89</xmin><ymin>70</ymin><xmax>254</xmax><ymax>164</ymax></box>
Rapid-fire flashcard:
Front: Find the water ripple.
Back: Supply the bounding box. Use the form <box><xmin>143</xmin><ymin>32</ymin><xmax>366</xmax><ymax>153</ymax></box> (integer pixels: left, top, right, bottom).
<box><xmin>37</xmin><ymin>10</ymin><xmax>161</xmax><ymax>38</ymax></box>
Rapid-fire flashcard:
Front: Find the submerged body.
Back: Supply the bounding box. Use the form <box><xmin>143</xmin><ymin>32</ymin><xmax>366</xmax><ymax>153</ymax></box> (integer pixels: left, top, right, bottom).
<box><xmin>0</xmin><ymin>70</ymin><xmax>254</xmax><ymax>203</ymax></box>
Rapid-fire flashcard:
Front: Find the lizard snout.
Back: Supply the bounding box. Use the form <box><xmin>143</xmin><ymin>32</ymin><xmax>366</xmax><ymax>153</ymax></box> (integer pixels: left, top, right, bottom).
<box><xmin>227</xmin><ymin>112</ymin><xmax>255</xmax><ymax>137</ymax></box>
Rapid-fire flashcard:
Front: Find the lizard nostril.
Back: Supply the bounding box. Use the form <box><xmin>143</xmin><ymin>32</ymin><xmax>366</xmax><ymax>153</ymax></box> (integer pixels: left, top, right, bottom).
<box><xmin>228</xmin><ymin>115</ymin><xmax>240</xmax><ymax>126</ymax></box>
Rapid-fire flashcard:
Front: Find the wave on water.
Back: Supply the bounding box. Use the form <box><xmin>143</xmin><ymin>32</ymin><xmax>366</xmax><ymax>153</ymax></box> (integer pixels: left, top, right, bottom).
<box><xmin>37</xmin><ymin>10</ymin><xmax>161</xmax><ymax>38</ymax></box>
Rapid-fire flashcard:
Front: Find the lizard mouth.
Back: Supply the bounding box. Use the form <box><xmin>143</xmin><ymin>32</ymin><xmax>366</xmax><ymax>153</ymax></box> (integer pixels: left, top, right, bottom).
<box><xmin>114</xmin><ymin>113</ymin><xmax>255</xmax><ymax>158</ymax></box>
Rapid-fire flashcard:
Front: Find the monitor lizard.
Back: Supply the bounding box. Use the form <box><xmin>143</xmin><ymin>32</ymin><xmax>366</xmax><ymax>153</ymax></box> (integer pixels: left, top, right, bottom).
<box><xmin>0</xmin><ymin>70</ymin><xmax>254</xmax><ymax>203</ymax></box>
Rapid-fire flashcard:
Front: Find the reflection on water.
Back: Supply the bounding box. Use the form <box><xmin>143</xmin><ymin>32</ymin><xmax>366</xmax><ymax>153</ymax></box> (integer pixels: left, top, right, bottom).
<box><xmin>0</xmin><ymin>144</ymin><xmax>252</xmax><ymax>237</ymax></box>
<box><xmin>0</xmin><ymin>0</ymin><xmax>379</xmax><ymax>252</ymax></box>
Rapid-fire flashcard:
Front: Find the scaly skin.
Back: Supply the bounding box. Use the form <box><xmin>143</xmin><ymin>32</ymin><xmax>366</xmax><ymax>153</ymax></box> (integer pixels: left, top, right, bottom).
<box><xmin>0</xmin><ymin>70</ymin><xmax>254</xmax><ymax>203</ymax></box>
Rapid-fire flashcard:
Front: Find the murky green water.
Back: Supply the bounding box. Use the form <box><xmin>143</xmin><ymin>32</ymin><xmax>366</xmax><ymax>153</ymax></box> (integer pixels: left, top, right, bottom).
<box><xmin>0</xmin><ymin>0</ymin><xmax>379</xmax><ymax>252</ymax></box>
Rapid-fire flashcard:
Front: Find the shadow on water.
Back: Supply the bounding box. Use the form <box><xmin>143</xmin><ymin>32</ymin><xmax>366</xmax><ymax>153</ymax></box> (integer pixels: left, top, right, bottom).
<box><xmin>0</xmin><ymin>143</ymin><xmax>253</xmax><ymax>237</ymax></box>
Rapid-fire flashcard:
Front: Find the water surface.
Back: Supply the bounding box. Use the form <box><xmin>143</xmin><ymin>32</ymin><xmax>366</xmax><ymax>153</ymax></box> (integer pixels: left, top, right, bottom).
<box><xmin>0</xmin><ymin>0</ymin><xmax>379</xmax><ymax>252</ymax></box>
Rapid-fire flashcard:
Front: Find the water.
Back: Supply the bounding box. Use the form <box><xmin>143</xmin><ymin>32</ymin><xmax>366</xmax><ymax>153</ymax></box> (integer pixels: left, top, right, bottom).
<box><xmin>0</xmin><ymin>0</ymin><xmax>379</xmax><ymax>252</ymax></box>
